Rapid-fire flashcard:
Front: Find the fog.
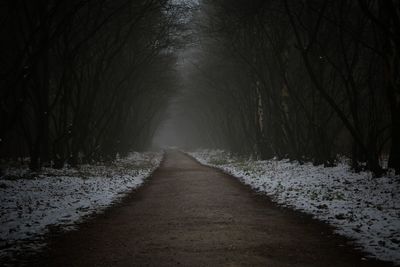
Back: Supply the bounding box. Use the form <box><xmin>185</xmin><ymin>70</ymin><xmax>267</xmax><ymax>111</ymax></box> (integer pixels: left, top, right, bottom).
<box><xmin>152</xmin><ymin>46</ymin><xmax>204</xmax><ymax>149</ymax></box>
<box><xmin>1</xmin><ymin>0</ymin><xmax>399</xmax><ymax>175</ymax></box>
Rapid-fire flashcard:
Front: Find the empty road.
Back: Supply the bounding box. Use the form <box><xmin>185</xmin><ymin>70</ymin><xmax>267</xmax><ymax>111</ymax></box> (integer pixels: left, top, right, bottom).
<box><xmin>29</xmin><ymin>151</ymin><xmax>391</xmax><ymax>266</ymax></box>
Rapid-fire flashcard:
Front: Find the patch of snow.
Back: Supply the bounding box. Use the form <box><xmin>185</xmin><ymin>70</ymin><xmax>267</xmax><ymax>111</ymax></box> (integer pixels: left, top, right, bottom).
<box><xmin>189</xmin><ymin>149</ymin><xmax>400</xmax><ymax>265</ymax></box>
<box><xmin>0</xmin><ymin>152</ymin><xmax>162</xmax><ymax>262</ymax></box>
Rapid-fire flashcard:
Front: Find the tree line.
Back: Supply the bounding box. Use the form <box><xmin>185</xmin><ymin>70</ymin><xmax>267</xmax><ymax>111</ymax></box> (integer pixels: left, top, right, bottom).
<box><xmin>182</xmin><ymin>0</ymin><xmax>400</xmax><ymax>176</ymax></box>
<box><xmin>0</xmin><ymin>0</ymin><xmax>182</xmax><ymax>170</ymax></box>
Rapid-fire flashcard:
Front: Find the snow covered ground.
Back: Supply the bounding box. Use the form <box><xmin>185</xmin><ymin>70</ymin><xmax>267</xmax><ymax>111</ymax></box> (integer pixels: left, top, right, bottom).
<box><xmin>0</xmin><ymin>152</ymin><xmax>162</xmax><ymax>262</ymax></box>
<box><xmin>189</xmin><ymin>149</ymin><xmax>400</xmax><ymax>265</ymax></box>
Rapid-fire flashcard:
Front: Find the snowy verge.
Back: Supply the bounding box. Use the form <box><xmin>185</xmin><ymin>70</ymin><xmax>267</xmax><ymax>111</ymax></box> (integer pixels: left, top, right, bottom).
<box><xmin>189</xmin><ymin>149</ymin><xmax>400</xmax><ymax>265</ymax></box>
<box><xmin>0</xmin><ymin>151</ymin><xmax>162</xmax><ymax>262</ymax></box>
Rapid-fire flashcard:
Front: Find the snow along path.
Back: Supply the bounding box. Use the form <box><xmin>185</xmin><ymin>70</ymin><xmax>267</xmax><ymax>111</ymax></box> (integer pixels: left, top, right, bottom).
<box><xmin>189</xmin><ymin>149</ymin><xmax>400</xmax><ymax>265</ymax></box>
<box><xmin>0</xmin><ymin>152</ymin><xmax>162</xmax><ymax>264</ymax></box>
<box><xmin>24</xmin><ymin>150</ymin><xmax>392</xmax><ymax>266</ymax></box>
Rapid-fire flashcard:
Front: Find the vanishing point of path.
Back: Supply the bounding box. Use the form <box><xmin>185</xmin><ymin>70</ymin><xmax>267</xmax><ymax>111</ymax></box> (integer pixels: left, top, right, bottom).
<box><xmin>30</xmin><ymin>151</ymin><xmax>391</xmax><ymax>267</ymax></box>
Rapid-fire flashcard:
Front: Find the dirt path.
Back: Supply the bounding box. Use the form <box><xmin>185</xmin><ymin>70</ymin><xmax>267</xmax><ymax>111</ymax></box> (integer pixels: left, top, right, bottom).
<box><xmin>29</xmin><ymin>151</ymin><xmax>391</xmax><ymax>266</ymax></box>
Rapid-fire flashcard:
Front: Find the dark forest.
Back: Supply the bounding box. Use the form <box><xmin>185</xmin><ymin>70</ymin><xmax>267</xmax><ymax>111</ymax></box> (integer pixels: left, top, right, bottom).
<box><xmin>1</xmin><ymin>1</ymin><xmax>399</xmax><ymax>266</ymax></box>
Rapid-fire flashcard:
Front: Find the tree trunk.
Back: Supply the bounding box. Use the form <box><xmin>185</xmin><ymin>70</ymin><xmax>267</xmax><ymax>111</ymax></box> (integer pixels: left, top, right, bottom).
<box><xmin>388</xmin><ymin>96</ymin><xmax>400</xmax><ymax>173</ymax></box>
